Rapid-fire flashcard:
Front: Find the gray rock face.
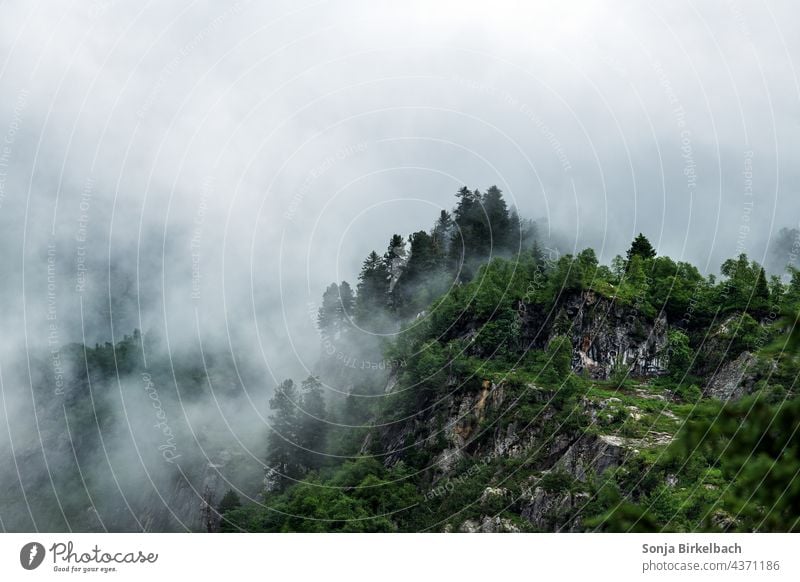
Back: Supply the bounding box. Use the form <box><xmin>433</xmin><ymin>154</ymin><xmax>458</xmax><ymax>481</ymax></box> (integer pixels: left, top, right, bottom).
<box><xmin>517</xmin><ymin>433</ymin><xmax>644</xmax><ymax>531</ymax></box>
<box><xmin>371</xmin><ymin>291</ymin><xmax>738</xmax><ymax>533</ymax></box>
<box><xmin>138</xmin><ymin>449</ymin><xmax>242</xmax><ymax>532</ymax></box>
<box><xmin>520</xmin><ymin>290</ymin><xmax>669</xmax><ymax>379</ymax></box>
<box><xmin>519</xmin><ymin>485</ymin><xmax>589</xmax><ymax>532</ymax></box>
<box><xmin>379</xmin><ymin>378</ymin><xmax>505</xmax><ymax>469</ymax></box>
<box><xmin>562</xmin><ymin>291</ymin><xmax>669</xmax><ymax>379</ymax></box>
<box><xmin>459</xmin><ymin>516</ymin><xmax>521</xmax><ymax>533</ymax></box>
<box><xmin>704</xmin><ymin>351</ymin><xmax>758</xmax><ymax>400</ymax></box>
<box><xmin>552</xmin><ymin>434</ymin><xmax>629</xmax><ymax>481</ymax></box>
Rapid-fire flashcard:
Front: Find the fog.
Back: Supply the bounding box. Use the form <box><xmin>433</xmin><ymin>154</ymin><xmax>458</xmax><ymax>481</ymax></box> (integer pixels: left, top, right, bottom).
<box><xmin>0</xmin><ymin>0</ymin><xmax>799</xmax><ymax>531</ymax></box>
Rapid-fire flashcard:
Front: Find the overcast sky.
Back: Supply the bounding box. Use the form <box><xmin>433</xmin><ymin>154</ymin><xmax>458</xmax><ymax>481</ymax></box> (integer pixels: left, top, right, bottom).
<box><xmin>1</xmin><ymin>0</ymin><xmax>799</xmax><ymax>381</ymax></box>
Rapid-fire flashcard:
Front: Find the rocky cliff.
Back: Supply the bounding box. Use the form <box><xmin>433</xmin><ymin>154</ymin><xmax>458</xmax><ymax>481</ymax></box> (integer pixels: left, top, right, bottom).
<box><xmin>519</xmin><ymin>290</ymin><xmax>670</xmax><ymax>380</ymax></box>
<box><xmin>369</xmin><ymin>290</ymin><xmax>695</xmax><ymax>531</ymax></box>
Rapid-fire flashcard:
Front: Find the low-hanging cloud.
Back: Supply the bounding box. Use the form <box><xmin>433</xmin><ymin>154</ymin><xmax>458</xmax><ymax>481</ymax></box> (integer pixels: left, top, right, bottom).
<box><xmin>0</xmin><ymin>0</ymin><xmax>799</xmax><ymax>531</ymax></box>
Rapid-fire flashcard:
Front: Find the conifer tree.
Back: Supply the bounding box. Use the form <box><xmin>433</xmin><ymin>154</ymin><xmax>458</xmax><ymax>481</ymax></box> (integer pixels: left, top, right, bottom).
<box><xmin>355</xmin><ymin>251</ymin><xmax>390</xmax><ymax>324</ymax></box>
<box><xmin>626</xmin><ymin>233</ymin><xmax>657</xmax><ymax>263</ymax></box>
<box><xmin>432</xmin><ymin>209</ymin><xmax>453</xmax><ymax>255</ymax></box>
<box><xmin>218</xmin><ymin>489</ymin><xmax>242</xmax><ymax>514</ymax></box>
<box><xmin>298</xmin><ymin>376</ymin><xmax>327</xmax><ymax>471</ymax></box>
<box><xmin>317</xmin><ymin>283</ymin><xmax>341</xmax><ymax>334</ymax></box>
<box><xmin>450</xmin><ymin>186</ymin><xmax>490</xmax><ymax>277</ymax></box>
<box><xmin>483</xmin><ymin>185</ymin><xmax>510</xmax><ymax>250</ymax></box>
<box><xmin>384</xmin><ymin>235</ymin><xmax>407</xmax><ymax>311</ymax></box>
<box><xmin>338</xmin><ymin>281</ymin><xmax>355</xmax><ymax>325</ymax></box>
<box><xmin>396</xmin><ymin>230</ymin><xmax>445</xmax><ymax>315</ymax></box>
<box><xmin>266</xmin><ymin>379</ymin><xmax>302</xmax><ymax>489</ymax></box>
<box><xmin>318</xmin><ymin>281</ymin><xmax>355</xmax><ymax>337</ymax></box>
<box><xmin>507</xmin><ymin>207</ymin><xmax>522</xmax><ymax>252</ymax></box>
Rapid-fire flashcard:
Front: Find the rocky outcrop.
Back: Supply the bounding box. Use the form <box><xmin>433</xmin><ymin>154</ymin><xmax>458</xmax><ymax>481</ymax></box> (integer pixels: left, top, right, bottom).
<box><xmin>704</xmin><ymin>351</ymin><xmax>758</xmax><ymax>400</ymax></box>
<box><xmin>459</xmin><ymin>515</ymin><xmax>521</xmax><ymax>533</ymax></box>
<box><xmin>516</xmin><ymin>432</ymin><xmax>661</xmax><ymax>531</ymax></box>
<box><xmin>520</xmin><ymin>290</ymin><xmax>669</xmax><ymax>380</ymax></box>
<box><xmin>371</xmin><ymin>291</ymin><xmax>700</xmax><ymax>532</ymax></box>
<box><xmin>379</xmin><ymin>378</ymin><xmax>506</xmax><ymax>469</ymax></box>
<box><xmin>140</xmin><ymin>449</ymin><xmax>242</xmax><ymax>532</ymax></box>
<box><xmin>519</xmin><ymin>484</ymin><xmax>589</xmax><ymax>532</ymax></box>
<box><xmin>551</xmin><ymin>434</ymin><xmax>630</xmax><ymax>481</ymax></box>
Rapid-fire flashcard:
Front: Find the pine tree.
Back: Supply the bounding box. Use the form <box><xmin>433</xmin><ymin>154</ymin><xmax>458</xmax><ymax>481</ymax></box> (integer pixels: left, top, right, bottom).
<box><xmin>218</xmin><ymin>489</ymin><xmax>242</xmax><ymax>514</ymax></box>
<box><xmin>406</xmin><ymin>231</ymin><xmax>439</xmax><ymax>275</ymax></box>
<box><xmin>383</xmin><ymin>234</ymin><xmax>407</xmax><ymax>265</ymax></box>
<box><xmin>626</xmin><ymin>233</ymin><xmax>657</xmax><ymax>263</ymax></box>
<box><xmin>577</xmin><ymin>248</ymin><xmax>599</xmax><ymax>283</ymax></box>
<box><xmin>483</xmin><ymin>185</ymin><xmax>510</xmax><ymax>251</ymax></box>
<box><xmin>384</xmin><ymin>235</ymin><xmax>407</xmax><ymax>311</ymax></box>
<box><xmin>397</xmin><ymin>230</ymin><xmax>445</xmax><ymax>315</ymax></box>
<box><xmin>611</xmin><ymin>255</ymin><xmax>626</xmax><ymax>283</ymax></box>
<box><xmin>318</xmin><ymin>281</ymin><xmax>355</xmax><ymax>338</ymax></box>
<box><xmin>531</xmin><ymin>240</ymin><xmax>545</xmax><ymax>268</ymax></box>
<box><xmin>450</xmin><ymin>186</ymin><xmax>489</xmax><ymax>277</ymax></box>
<box><xmin>355</xmin><ymin>251</ymin><xmax>390</xmax><ymax>324</ymax></box>
<box><xmin>450</xmin><ymin>187</ymin><xmax>479</xmax><ymax>260</ymax></box>
<box><xmin>298</xmin><ymin>376</ymin><xmax>327</xmax><ymax>472</ymax></box>
<box><xmin>432</xmin><ymin>210</ymin><xmax>453</xmax><ymax>255</ymax></box>
<box><xmin>470</xmin><ymin>188</ymin><xmax>489</xmax><ymax>256</ymax></box>
<box><xmin>752</xmin><ymin>266</ymin><xmax>770</xmax><ymax>316</ymax></box>
<box><xmin>452</xmin><ymin>186</ymin><xmax>478</xmax><ymax>224</ymax></box>
<box><xmin>266</xmin><ymin>379</ymin><xmax>302</xmax><ymax>489</ymax></box>
<box><xmin>719</xmin><ymin>254</ymin><xmax>772</xmax><ymax>315</ymax></box>
<box><xmin>786</xmin><ymin>267</ymin><xmax>800</xmax><ymax>307</ymax></box>
<box><xmin>624</xmin><ymin>254</ymin><xmax>649</xmax><ymax>295</ymax></box>
<box><xmin>317</xmin><ymin>283</ymin><xmax>341</xmax><ymax>334</ymax></box>
<box><xmin>507</xmin><ymin>207</ymin><xmax>522</xmax><ymax>252</ymax></box>
<box><xmin>755</xmin><ymin>267</ymin><xmax>769</xmax><ymax>299</ymax></box>
<box><xmin>338</xmin><ymin>281</ymin><xmax>355</xmax><ymax>325</ymax></box>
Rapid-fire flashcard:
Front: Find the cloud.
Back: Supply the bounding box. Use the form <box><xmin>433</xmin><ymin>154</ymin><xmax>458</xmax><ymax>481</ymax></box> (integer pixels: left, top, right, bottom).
<box><xmin>0</xmin><ymin>0</ymin><xmax>798</xmax><ymax>530</ymax></box>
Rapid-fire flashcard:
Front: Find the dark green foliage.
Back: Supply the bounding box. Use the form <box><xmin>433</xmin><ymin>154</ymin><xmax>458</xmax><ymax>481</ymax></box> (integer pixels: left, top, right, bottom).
<box><xmin>252</xmin><ymin>189</ymin><xmax>800</xmax><ymax>534</ymax></box>
<box><xmin>583</xmin><ymin>393</ymin><xmax>800</xmax><ymax>532</ymax></box>
<box><xmin>338</xmin><ymin>281</ymin><xmax>355</xmax><ymax>323</ymax></box>
<box><xmin>724</xmin><ymin>312</ymin><xmax>763</xmax><ymax>354</ymax></box>
<box><xmin>674</xmin><ymin>383</ymin><xmax>702</xmax><ymax>403</ymax></box>
<box><xmin>545</xmin><ymin>334</ymin><xmax>573</xmax><ymax>382</ymax></box>
<box><xmin>218</xmin><ymin>489</ymin><xmax>242</xmax><ymax>513</ymax></box>
<box><xmin>483</xmin><ymin>185</ymin><xmax>510</xmax><ymax>249</ymax></box>
<box><xmin>384</xmin><ymin>234</ymin><xmax>407</xmax><ymax>265</ymax></box>
<box><xmin>784</xmin><ymin>267</ymin><xmax>800</xmax><ymax>308</ymax></box>
<box><xmin>647</xmin><ymin>257</ymin><xmax>706</xmax><ymax>323</ymax></box>
<box><xmin>355</xmin><ymin>250</ymin><xmax>390</xmax><ymax>326</ymax></box>
<box><xmin>545</xmin><ymin>254</ymin><xmax>587</xmax><ymax>302</ymax></box>
<box><xmin>223</xmin><ymin>458</ymin><xmax>422</xmax><ymax>532</ymax></box>
<box><xmin>432</xmin><ymin>209</ymin><xmax>453</xmax><ymax>254</ymax></box>
<box><xmin>669</xmin><ymin>395</ymin><xmax>800</xmax><ymax>531</ymax></box>
<box><xmin>576</xmin><ymin>248</ymin><xmax>598</xmax><ymax>283</ymax></box>
<box><xmin>317</xmin><ymin>282</ymin><xmax>353</xmax><ymax>335</ymax></box>
<box><xmin>626</xmin><ymin>233</ymin><xmax>656</xmax><ymax>263</ymax></box>
<box><xmin>449</xmin><ymin>186</ymin><xmax>485</xmax><ymax>276</ymax></box>
<box><xmin>396</xmin><ymin>230</ymin><xmax>448</xmax><ymax>316</ymax></box>
<box><xmin>298</xmin><ymin>376</ymin><xmax>328</xmax><ymax>471</ymax></box>
<box><xmin>266</xmin><ymin>379</ymin><xmax>302</xmax><ymax>489</ymax></box>
<box><xmin>666</xmin><ymin>329</ymin><xmax>692</xmax><ymax>378</ymax></box>
<box><xmin>617</xmin><ymin>254</ymin><xmax>650</xmax><ymax>312</ymax></box>
<box><xmin>719</xmin><ymin>253</ymin><xmax>771</xmax><ymax>317</ymax></box>
<box><xmin>448</xmin><ymin>185</ymin><xmax>518</xmax><ymax>279</ymax></box>
<box><xmin>507</xmin><ymin>208</ymin><xmax>522</xmax><ymax>251</ymax></box>
<box><xmin>473</xmin><ymin>309</ymin><xmax>520</xmax><ymax>360</ymax></box>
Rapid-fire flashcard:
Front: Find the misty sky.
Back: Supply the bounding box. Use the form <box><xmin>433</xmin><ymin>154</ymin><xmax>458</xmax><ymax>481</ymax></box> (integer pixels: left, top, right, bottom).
<box><xmin>0</xmin><ymin>0</ymin><xmax>799</xmax><ymax>382</ymax></box>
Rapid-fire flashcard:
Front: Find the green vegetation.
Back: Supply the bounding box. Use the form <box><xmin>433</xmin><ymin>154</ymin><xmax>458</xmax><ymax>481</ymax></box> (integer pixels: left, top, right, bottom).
<box><xmin>223</xmin><ymin>187</ymin><xmax>800</xmax><ymax>532</ymax></box>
